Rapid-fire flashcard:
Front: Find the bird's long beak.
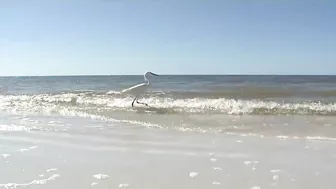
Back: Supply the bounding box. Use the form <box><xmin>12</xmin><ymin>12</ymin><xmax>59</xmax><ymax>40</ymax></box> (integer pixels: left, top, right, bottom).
<box><xmin>150</xmin><ymin>72</ymin><xmax>159</xmax><ymax>76</ymax></box>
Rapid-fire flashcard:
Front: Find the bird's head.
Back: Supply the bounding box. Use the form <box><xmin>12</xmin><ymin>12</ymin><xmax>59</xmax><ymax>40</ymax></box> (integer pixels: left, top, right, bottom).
<box><xmin>145</xmin><ymin>71</ymin><xmax>159</xmax><ymax>77</ymax></box>
<box><xmin>144</xmin><ymin>71</ymin><xmax>159</xmax><ymax>82</ymax></box>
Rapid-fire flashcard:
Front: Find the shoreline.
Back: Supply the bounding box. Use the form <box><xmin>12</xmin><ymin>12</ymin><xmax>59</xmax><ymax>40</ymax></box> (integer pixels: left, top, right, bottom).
<box><xmin>1</xmin><ymin>113</ymin><xmax>336</xmax><ymax>188</ymax></box>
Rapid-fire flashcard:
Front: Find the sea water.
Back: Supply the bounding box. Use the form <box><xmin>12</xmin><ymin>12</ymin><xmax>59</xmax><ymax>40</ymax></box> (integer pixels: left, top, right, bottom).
<box><xmin>1</xmin><ymin>75</ymin><xmax>336</xmax><ymax>188</ymax></box>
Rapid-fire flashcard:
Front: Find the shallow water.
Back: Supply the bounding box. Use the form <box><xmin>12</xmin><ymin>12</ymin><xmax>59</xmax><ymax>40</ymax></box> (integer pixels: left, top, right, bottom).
<box><xmin>1</xmin><ymin>75</ymin><xmax>336</xmax><ymax>188</ymax></box>
<box><xmin>2</xmin><ymin>75</ymin><xmax>336</xmax><ymax>119</ymax></box>
<box><xmin>1</xmin><ymin>113</ymin><xmax>336</xmax><ymax>189</ymax></box>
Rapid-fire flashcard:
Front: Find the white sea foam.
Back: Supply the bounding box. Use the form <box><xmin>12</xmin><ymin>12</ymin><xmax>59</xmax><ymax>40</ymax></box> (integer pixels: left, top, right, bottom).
<box><xmin>0</xmin><ymin>124</ymin><xmax>30</xmax><ymax>132</ymax></box>
<box><xmin>93</xmin><ymin>174</ymin><xmax>110</xmax><ymax>180</ymax></box>
<box><xmin>1</xmin><ymin>94</ymin><xmax>336</xmax><ymax>116</ymax></box>
<box><xmin>189</xmin><ymin>172</ymin><xmax>199</xmax><ymax>178</ymax></box>
<box><xmin>0</xmin><ymin>174</ymin><xmax>60</xmax><ymax>188</ymax></box>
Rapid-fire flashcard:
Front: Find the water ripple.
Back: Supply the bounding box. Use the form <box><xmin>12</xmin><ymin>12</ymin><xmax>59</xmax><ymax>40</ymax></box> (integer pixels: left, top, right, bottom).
<box><xmin>0</xmin><ymin>174</ymin><xmax>60</xmax><ymax>188</ymax></box>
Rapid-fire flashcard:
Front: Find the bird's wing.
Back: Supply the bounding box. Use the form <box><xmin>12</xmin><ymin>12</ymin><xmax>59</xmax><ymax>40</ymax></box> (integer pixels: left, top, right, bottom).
<box><xmin>121</xmin><ymin>82</ymin><xmax>147</xmax><ymax>94</ymax></box>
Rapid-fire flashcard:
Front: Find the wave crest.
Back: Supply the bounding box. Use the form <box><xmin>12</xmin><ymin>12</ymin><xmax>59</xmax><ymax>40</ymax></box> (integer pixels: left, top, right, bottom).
<box><xmin>1</xmin><ymin>93</ymin><xmax>336</xmax><ymax>116</ymax></box>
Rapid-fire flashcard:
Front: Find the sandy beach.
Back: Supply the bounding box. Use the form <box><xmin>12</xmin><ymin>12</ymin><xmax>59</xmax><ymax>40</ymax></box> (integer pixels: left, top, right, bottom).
<box><xmin>1</xmin><ymin>111</ymin><xmax>336</xmax><ymax>189</ymax></box>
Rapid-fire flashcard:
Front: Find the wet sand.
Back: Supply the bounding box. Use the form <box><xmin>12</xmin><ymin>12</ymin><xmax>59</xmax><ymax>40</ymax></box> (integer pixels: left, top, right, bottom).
<box><xmin>1</xmin><ymin>113</ymin><xmax>336</xmax><ymax>189</ymax></box>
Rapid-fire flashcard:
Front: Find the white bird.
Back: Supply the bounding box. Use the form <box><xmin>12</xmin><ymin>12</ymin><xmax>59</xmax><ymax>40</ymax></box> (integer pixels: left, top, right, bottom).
<box><xmin>121</xmin><ymin>71</ymin><xmax>159</xmax><ymax>107</ymax></box>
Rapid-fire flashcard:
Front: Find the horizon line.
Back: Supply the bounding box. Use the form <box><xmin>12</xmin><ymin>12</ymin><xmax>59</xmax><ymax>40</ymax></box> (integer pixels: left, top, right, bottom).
<box><xmin>1</xmin><ymin>73</ymin><xmax>336</xmax><ymax>77</ymax></box>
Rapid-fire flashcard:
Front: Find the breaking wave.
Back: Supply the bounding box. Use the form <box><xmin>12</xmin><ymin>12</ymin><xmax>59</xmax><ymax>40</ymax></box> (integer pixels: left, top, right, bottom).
<box><xmin>1</xmin><ymin>92</ymin><xmax>336</xmax><ymax>117</ymax></box>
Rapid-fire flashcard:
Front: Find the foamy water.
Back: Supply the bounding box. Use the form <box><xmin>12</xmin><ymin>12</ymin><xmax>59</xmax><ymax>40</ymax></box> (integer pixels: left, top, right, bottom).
<box><xmin>1</xmin><ymin>93</ymin><xmax>336</xmax><ymax>116</ymax></box>
<box><xmin>1</xmin><ymin>75</ymin><xmax>336</xmax><ymax>188</ymax></box>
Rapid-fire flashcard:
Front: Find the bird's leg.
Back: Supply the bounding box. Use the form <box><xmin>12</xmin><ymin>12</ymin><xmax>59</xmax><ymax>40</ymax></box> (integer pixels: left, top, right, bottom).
<box><xmin>132</xmin><ymin>97</ymin><xmax>137</xmax><ymax>107</ymax></box>
<box><xmin>136</xmin><ymin>99</ymin><xmax>148</xmax><ymax>106</ymax></box>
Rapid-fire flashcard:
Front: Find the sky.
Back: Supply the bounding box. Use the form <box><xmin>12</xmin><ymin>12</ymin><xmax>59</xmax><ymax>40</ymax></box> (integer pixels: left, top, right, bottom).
<box><xmin>0</xmin><ymin>0</ymin><xmax>335</xmax><ymax>76</ymax></box>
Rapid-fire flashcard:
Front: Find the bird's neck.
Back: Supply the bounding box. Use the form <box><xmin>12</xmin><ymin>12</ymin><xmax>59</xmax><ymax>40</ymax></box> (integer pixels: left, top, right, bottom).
<box><xmin>144</xmin><ymin>75</ymin><xmax>149</xmax><ymax>84</ymax></box>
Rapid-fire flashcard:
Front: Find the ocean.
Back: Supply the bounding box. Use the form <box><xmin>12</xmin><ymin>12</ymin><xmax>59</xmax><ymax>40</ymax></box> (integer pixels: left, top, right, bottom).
<box><xmin>1</xmin><ymin>75</ymin><xmax>336</xmax><ymax>188</ymax></box>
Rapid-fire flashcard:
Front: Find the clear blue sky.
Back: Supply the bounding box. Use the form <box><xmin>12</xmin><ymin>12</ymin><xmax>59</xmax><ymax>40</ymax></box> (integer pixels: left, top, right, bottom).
<box><xmin>1</xmin><ymin>0</ymin><xmax>335</xmax><ymax>76</ymax></box>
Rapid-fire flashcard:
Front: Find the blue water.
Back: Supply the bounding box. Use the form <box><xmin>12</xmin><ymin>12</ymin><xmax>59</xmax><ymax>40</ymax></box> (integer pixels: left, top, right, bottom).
<box><xmin>2</xmin><ymin>75</ymin><xmax>336</xmax><ymax>97</ymax></box>
<box><xmin>1</xmin><ymin>75</ymin><xmax>336</xmax><ymax>117</ymax></box>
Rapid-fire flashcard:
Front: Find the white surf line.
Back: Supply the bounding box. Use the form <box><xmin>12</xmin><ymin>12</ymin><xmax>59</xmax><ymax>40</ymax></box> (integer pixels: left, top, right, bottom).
<box><xmin>189</xmin><ymin>172</ymin><xmax>199</xmax><ymax>178</ymax></box>
<box><xmin>0</xmin><ymin>174</ymin><xmax>60</xmax><ymax>188</ymax></box>
<box><xmin>46</xmin><ymin>168</ymin><xmax>58</xmax><ymax>173</ymax></box>
<box><xmin>119</xmin><ymin>183</ymin><xmax>130</xmax><ymax>188</ymax></box>
<box><xmin>91</xmin><ymin>182</ymin><xmax>98</xmax><ymax>187</ymax></box>
<box><xmin>0</xmin><ymin>124</ymin><xmax>31</xmax><ymax>132</ymax></box>
<box><xmin>19</xmin><ymin>146</ymin><xmax>38</xmax><ymax>152</ymax></box>
<box><xmin>93</xmin><ymin>174</ymin><xmax>110</xmax><ymax>180</ymax></box>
